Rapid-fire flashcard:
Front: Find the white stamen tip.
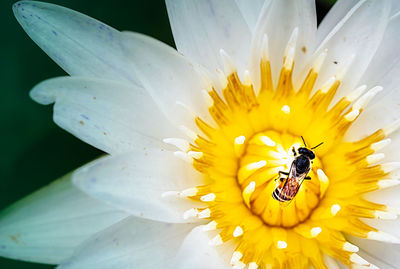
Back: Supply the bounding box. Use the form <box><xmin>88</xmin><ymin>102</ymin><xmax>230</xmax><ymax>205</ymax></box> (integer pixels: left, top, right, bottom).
<box><xmin>378</xmin><ymin>179</ymin><xmax>400</xmax><ymax>189</ymax></box>
<box><xmin>260</xmin><ymin>136</ymin><xmax>276</xmax><ymax>146</ymax></box>
<box><xmin>344</xmin><ymin>110</ymin><xmax>359</xmax><ymax>121</ymax></box>
<box><xmin>366</xmin><ymin>153</ymin><xmax>385</xmax><ymax>165</ymax></box>
<box><xmin>312</xmin><ymin>49</ymin><xmax>327</xmax><ymax>73</ymax></box>
<box><xmin>161</xmin><ymin>191</ymin><xmax>180</xmax><ymax>198</ymax></box>
<box><xmin>201</xmin><ymin>90</ymin><xmax>214</xmax><ymax>107</ymax></box>
<box><xmin>277</xmin><ymin>240</ymin><xmax>287</xmax><ymax>249</ymax></box>
<box><xmin>281</xmin><ymin>105</ymin><xmax>291</xmax><ymax>114</ymax></box>
<box><xmin>331</xmin><ymin>204</ymin><xmax>341</xmax><ymax>216</ymax></box>
<box><xmin>178</xmin><ymin>125</ymin><xmax>198</xmax><ymax>140</ymax></box>
<box><xmin>371</xmin><ymin>139</ymin><xmax>391</xmax><ymax>151</ymax></box>
<box><xmin>209</xmin><ymin>234</ymin><xmax>223</xmax><ymax>246</ymax></box>
<box><xmin>320</xmin><ymin>76</ymin><xmax>336</xmax><ymax>93</ymax></box>
<box><xmin>232</xmin><ymin>262</ymin><xmax>246</xmax><ymax>269</ymax></box>
<box><xmin>350</xmin><ymin>254</ymin><xmax>370</xmax><ymax>266</ymax></box>
<box><xmin>244</xmin><ymin>181</ymin><xmax>256</xmax><ymax>193</ymax></box>
<box><xmin>163</xmin><ymin>138</ymin><xmax>190</xmax><ymax>152</ymax></box>
<box><xmin>383</xmin><ymin>119</ymin><xmax>400</xmax><ymax>136</ymax></box>
<box><xmin>183</xmin><ymin>208</ymin><xmax>198</xmax><ymax>219</ymax></box>
<box><xmin>181</xmin><ymin>187</ymin><xmax>198</xmax><ymax>197</ymax></box>
<box><xmin>247</xmin><ymin>160</ymin><xmax>267</xmax><ymax>170</ymax></box>
<box><xmin>374</xmin><ymin>211</ymin><xmax>397</xmax><ymax>220</ymax></box>
<box><xmin>230</xmin><ymin>251</ymin><xmax>243</xmax><ymax>265</ymax></box>
<box><xmin>233</xmin><ymin>226</ymin><xmax>244</xmax><ymax>237</ymax></box>
<box><xmin>353</xmin><ymin>86</ymin><xmax>383</xmax><ymax>111</ymax></box>
<box><xmin>345</xmin><ymin>85</ymin><xmax>367</xmax><ymax>102</ymax></box>
<box><xmin>174</xmin><ymin>151</ymin><xmax>193</xmax><ymax>164</ymax></box>
<box><xmin>261</xmin><ymin>34</ymin><xmax>270</xmax><ymax>61</ymax></box>
<box><xmin>235</xmin><ymin>135</ymin><xmax>246</xmax><ymax>145</ymax></box>
<box><xmin>219</xmin><ymin>49</ymin><xmax>236</xmax><ymax>75</ymax></box>
<box><xmin>188</xmin><ymin>151</ymin><xmax>203</xmax><ymax>159</ymax></box>
<box><xmin>200</xmin><ymin>193</ymin><xmax>216</xmax><ymax>202</ymax></box>
<box><xmin>343</xmin><ymin>242</ymin><xmax>359</xmax><ymax>252</ymax></box>
<box><xmin>248</xmin><ymin>262</ymin><xmax>259</xmax><ymax>269</ymax></box>
<box><xmin>243</xmin><ymin>70</ymin><xmax>252</xmax><ymax>86</ymax></box>
<box><xmin>216</xmin><ymin>68</ymin><xmax>228</xmax><ymax>89</ymax></box>
<box><xmin>198</xmin><ymin>208</ymin><xmax>211</xmax><ymax>219</ymax></box>
<box><xmin>381</xmin><ymin>162</ymin><xmax>400</xmax><ymax>173</ymax></box>
<box><xmin>202</xmin><ymin>220</ymin><xmax>217</xmax><ymax>231</ymax></box>
<box><xmin>317</xmin><ymin>169</ymin><xmax>329</xmax><ymax>183</ymax></box>
<box><xmin>367</xmin><ymin>231</ymin><xmax>400</xmax><ymax>244</ymax></box>
<box><xmin>310</xmin><ymin>227</ymin><xmax>322</xmax><ymax>237</ymax></box>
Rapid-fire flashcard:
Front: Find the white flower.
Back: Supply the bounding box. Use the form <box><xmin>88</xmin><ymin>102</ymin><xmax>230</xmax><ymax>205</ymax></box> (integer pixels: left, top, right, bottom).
<box><xmin>2</xmin><ymin>0</ymin><xmax>400</xmax><ymax>268</ymax></box>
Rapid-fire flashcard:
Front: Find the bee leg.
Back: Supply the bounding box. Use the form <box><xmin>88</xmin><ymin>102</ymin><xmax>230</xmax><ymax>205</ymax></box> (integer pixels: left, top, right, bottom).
<box><xmin>292</xmin><ymin>147</ymin><xmax>297</xmax><ymax>156</ymax></box>
<box><xmin>279</xmin><ymin>171</ymin><xmax>289</xmax><ymax>176</ymax></box>
<box><xmin>304</xmin><ymin>176</ymin><xmax>312</xmax><ymax>180</ymax></box>
<box><xmin>279</xmin><ymin>177</ymin><xmax>286</xmax><ymax>182</ymax></box>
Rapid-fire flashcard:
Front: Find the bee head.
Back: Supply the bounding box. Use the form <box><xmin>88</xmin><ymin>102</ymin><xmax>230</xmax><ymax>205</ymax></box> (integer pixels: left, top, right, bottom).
<box><xmin>298</xmin><ymin>147</ymin><xmax>315</xmax><ymax>160</ymax></box>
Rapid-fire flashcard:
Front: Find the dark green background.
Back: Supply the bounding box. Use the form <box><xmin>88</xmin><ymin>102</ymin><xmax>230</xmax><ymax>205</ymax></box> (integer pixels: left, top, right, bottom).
<box><xmin>0</xmin><ymin>0</ymin><xmax>335</xmax><ymax>268</ymax></box>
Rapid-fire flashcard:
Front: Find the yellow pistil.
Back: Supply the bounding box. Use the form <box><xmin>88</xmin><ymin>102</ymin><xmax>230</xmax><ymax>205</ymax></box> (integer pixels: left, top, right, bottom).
<box><xmin>172</xmin><ymin>33</ymin><xmax>399</xmax><ymax>268</ymax></box>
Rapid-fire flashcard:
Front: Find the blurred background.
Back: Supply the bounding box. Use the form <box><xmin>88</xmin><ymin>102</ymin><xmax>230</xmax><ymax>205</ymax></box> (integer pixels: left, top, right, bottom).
<box><xmin>0</xmin><ymin>0</ymin><xmax>335</xmax><ymax>268</ymax></box>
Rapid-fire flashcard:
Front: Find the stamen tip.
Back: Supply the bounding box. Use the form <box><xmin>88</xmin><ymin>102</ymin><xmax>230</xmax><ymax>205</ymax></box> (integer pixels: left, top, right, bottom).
<box><xmin>248</xmin><ymin>262</ymin><xmax>259</xmax><ymax>269</ymax></box>
<box><xmin>209</xmin><ymin>234</ymin><xmax>223</xmax><ymax>246</ymax></box>
<box><xmin>350</xmin><ymin>254</ymin><xmax>369</xmax><ymax>266</ymax></box>
<box><xmin>233</xmin><ymin>226</ymin><xmax>244</xmax><ymax>237</ymax></box>
<box><xmin>198</xmin><ymin>208</ymin><xmax>211</xmax><ymax>219</ymax></box>
<box><xmin>230</xmin><ymin>251</ymin><xmax>243</xmax><ymax>265</ymax></box>
<box><xmin>281</xmin><ymin>105</ymin><xmax>291</xmax><ymax>114</ymax></box>
<box><xmin>310</xmin><ymin>227</ymin><xmax>322</xmax><ymax>237</ymax></box>
<box><xmin>277</xmin><ymin>240</ymin><xmax>287</xmax><ymax>249</ymax></box>
<box><xmin>343</xmin><ymin>242</ymin><xmax>359</xmax><ymax>253</ymax></box>
<box><xmin>331</xmin><ymin>204</ymin><xmax>341</xmax><ymax>216</ymax></box>
<box><xmin>200</xmin><ymin>193</ymin><xmax>216</xmax><ymax>202</ymax></box>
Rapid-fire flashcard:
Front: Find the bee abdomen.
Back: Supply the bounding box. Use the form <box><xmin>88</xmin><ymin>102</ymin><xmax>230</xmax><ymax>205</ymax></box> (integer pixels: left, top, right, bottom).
<box><xmin>272</xmin><ymin>188</ymin><xmax>292</xmax><ymax>202</ymax></box>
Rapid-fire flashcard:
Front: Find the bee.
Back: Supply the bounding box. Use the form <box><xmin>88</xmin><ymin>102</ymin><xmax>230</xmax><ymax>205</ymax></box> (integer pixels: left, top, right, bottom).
<box><xmin>272</xmin><ymin>137</ymin><xmax>323</xmax><ymax>203</ymax></box>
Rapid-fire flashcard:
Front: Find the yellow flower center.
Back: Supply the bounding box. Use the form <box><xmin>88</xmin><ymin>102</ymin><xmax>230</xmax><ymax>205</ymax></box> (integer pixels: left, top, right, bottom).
<box><xmin>172</xmin><ymin>31</ymin><xmax>399</xmax><ymax>268</ymax></box>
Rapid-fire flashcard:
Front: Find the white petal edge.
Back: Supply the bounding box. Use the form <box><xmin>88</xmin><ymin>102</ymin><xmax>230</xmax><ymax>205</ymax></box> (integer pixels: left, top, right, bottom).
<box><xmin>234</xmin><ymin>0</ymin><xmax>266</xmax><ymax>32</ymax></box>
<box><xmin>175</xmin><ymin>226</ymin><xmax>231</xmax><ymax>269</ymax></box>
<box><xmin>0</xmin><ymin>173</ymin><xmax>127</xmax><ymax>264</ymax></box>
<box><xmin>346</xmin><ymin>12</ymin><xmax>400</xmax><ymax>142</ymax></box>
<box><xmin>121</xmin><ymin>31</ymin><xmax>214</xmax><ymax>129</ymax></box>
<box><xmin>58</xmin><ymin>217</ymin><xmax>194</xmax><ymax>269</ymax></box>
<box><xmin>249</xmin><ymin>0</ymin><xmax>317</xmax><ymax>92</ymax></box>
<box><xmin>13</xmin><ymin>1</ymin><xmax>139</xmax><ymax>84</ymax></box>
<box><xmin>165</xmin><ymin>0</ymin><xmax>252</xmax><ymax>76</ymax></box>
<box><xmin>30</xmin><ymin>76</ymin><xmax>179</xmax><ymax>155</ymax></box>
<box><xmin>311</xmin><ymin>0</ymin><xmax>391</xmax><ymax>102</ymax></box>
<box><xmin>348</xmin><ymin>235</ymin><xmax>398</xmax><ymax>269</ymax></box>
<box><xmin>72</xmin><ymin>149</ymin><xmax>206</xmax><ymax>223</ymax></box>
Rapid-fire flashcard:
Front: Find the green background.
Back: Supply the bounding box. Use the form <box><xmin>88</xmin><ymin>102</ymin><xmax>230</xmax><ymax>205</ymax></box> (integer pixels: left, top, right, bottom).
<box><xmin>0</xmin><ymin>0</ymin><xmax>335</xmax><ymax>268</ymax></box>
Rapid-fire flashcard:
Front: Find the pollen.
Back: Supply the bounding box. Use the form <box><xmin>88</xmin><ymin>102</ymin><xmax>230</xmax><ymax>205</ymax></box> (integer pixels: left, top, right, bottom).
<box><xmin>165</xmin><ymin>29</ymin><xmax>400</xmax><ymax>268</ymax></box>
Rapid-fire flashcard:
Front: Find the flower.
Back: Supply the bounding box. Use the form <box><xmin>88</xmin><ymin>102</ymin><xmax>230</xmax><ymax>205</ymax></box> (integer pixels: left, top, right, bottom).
<box><xmin>2</xmin><ymin>0</ymin><xmax>400</xmax><ymax>268</ymax></box>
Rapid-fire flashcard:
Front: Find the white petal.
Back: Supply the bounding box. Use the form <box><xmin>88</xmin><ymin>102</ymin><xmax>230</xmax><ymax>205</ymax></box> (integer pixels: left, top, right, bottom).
<box><xmin>250</xmin><ymin>0</ymin><xmax>317</xmax><ymax>90</ymax></box>
<box><xmin>58</xmin><ymin>217</ymin><xmax>194</xmax><ymax>269</ymax></box>
<box><xmin>346</xmin><ymin>13</ymin><xmax>400</xmax><ymax>141</ymax></box>
<box><xmin>0</xmin><ymin>173</ymin><xmax>127</xmax><ymax>264</ymax></box>
<box><xmin>121</xmin><ymin>32</ymin><xmax>213</xmax><ymax>128</ymax></box>
<box><xmin>73</xmin><ymin>149</ymin><xmax>205</xmax><ymax>223</ymax></box>
<box><xmin>234</xmin><ymin>0</ymin><xmax>266</xmax><ymax>31</ymax></box>
<box><xmin>13</xmin><ymin>1</ymin><xmax>138</xmax><ymax>83</ymax></box>
<box><xmin>165</xmin><ymin>0</ymin><xmax>251</xmax><ymax>74</ymax></box>
<box><xmin>312</xmin><ymin>0</ymin><xmax>391</xmax><ymax>100</ymax></box>
<box><xmin>175</xmin><ymin>226</ymin><xmax>231</xmax><ymax>269</ymax></box>
<box><xmin>348</xmin><ymin>235</ymin><xmax>398</xmax><ymax>269</ymax></box>
<box><xmin>316</xmin><ymin>0</ymin><xmax>360</xmax><ymax>46</ymax></box>
<box><xmin>30</xmin><ymin>76</ymin><xmax>178</xmax><ymax>154</ymax></box>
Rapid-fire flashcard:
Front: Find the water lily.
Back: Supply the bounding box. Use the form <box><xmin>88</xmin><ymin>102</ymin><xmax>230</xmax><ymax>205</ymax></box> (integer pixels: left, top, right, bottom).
<box><xmin>2</xmin><ymin>0</ymin><xmax>400</xmax><ymax>268</ymax></box>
